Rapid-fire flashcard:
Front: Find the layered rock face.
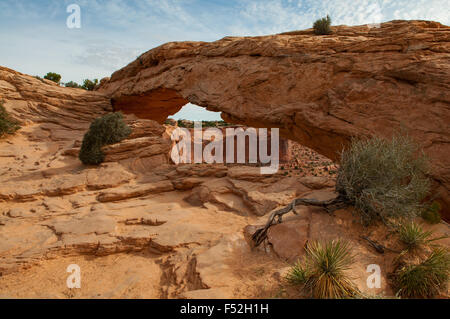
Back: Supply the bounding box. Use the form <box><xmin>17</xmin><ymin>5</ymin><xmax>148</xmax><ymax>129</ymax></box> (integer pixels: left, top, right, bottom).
<box><xmin>0</xmin><ymin>66</ymin><xmax>112</xmax><ymax>132</ymax></box>
<box><xmin>98</xmin><ymin>20</ymin><xmax>450</xmax><ymax>218</ymax></box>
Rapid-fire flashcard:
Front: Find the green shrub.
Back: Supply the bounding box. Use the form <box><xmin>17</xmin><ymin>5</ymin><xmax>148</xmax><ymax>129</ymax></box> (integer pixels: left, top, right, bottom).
<box><xmin>65</xmin><ymin>80</ymin><xmax>99</xmax><ymax>90</ymax></box>
<box><xmin>421</xmin><ymin>201</ymin><xmax>442</xmax><ymax>224</ymax></box>
<box><xmin>79</xmin><ymin>112</ymin><xmax>131</xmax><ymax>165</ymax></box>
<box><xmin>65</xmin><ymin>81</ymin><xmax>81</xmax><ymax>88</ymax></box>
<box><xmin>336</xmin><ymin>134</ymin><xmax>431</xmax><ymax>224</ymax></box>
<box><xmin>313</xmin><ymin>15</ymin><xmax>332</xmax><ymax>35</ymax></box>
<box><xmin>81</xmin><ymin>78</ymin><xmax>99</xmax><ymax>91</ymax></box>
<box><xmin>393</xmin><ymin>248</ymin><xmax>449</xmax><ymax>298</ymax></box>
<box><xmin>0</xmin><ymin>101</ymin><xmax>20</xmax><ymax>138</ymax></box>
<box><xmin>43</xmin><ymin>72</ymin><xmax>62</xmax><ymax>84</ymax></box>
<box><xmin>286</xmin><ymin>240</ymin><xmax>359</xmax><ymax>299</ymax></box>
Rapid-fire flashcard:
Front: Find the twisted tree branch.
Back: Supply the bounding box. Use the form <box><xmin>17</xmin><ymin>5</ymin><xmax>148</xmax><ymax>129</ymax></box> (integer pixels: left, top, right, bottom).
<box><xmin>251</xmin><ymin>195</ymin><xmax>348</xmax><ymax>247</ymax></box>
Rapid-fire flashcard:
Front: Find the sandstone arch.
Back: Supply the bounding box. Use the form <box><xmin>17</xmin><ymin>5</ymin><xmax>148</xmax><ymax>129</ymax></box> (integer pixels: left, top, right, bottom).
<box><xmin>112</xmin><ymin>88</ymin><xmax>188</xmax><ymax>124</ymax></box>
<box><xmin>98</xmin><ymin>20</ymin><xmax>450</xmax><ymax>218</ymax></box>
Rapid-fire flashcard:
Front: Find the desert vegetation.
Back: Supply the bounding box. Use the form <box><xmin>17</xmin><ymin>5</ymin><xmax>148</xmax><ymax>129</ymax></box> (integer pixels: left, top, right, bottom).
<box><xmin>81</xmin><ymin>78</ymin><xmax>99</xmax><ymax>91</ymax></box>
<box><xmin>286</xmin><ymin>240</ymin><xmax>360</xmax><ymax>299</ymax></box>
<box><xmin>393</xmin><ymin>247</ymin><xmax>449</xmax><ymax>298</ymax></box>
<box><xmin>65</xmin><ymin>78</ymin><xmax>99</xmax><ymax>90</ymax></box>
<box><xmin>43</xmin><ymin>72</ymin><xmax>61</xmax><ymax>84</ymax></box>
<box><xmin>390</xmin><ymin>221</ymin><xmax>449</xmax><ymax>297</ymax></box>
<box><xmin>265</xmin><ymin>131</ymin><xmax>449</xmax><ymax>297</ymax></box>
<box><xmin>64</xmin><ymin>81</ymin><xmax>81</xmax><ymax>88</ymax></box>
<box><xmin>0</xmin><ymin>101</ymin><xmax>20</xmax><ymax>138</ymax></box>
<box><xmin>313</xmin><ymin>15</ymin><xmax>332</xmax><ymax>35</ymax></box>
<box><xmin>79</xmin><ymin>112</ymin><xmax>131</xmax><ymax>165</ymax></box>
<box><xmin>37</xmin><ymin>72</ymin><xmax>99</xmax><ymax>90</ymax></box>
<box><xmin>337</xmin><ymin>135</ymin><xmax>430</xmax><ymax>224</ymax></box>
<box><xmin>284</xmin><ymin>223</ymin><xmax>449</xmax><ymax>299</ymax></box>
<box><xmin>398</xmin><ymin>222</ymin><xmax>437</xmax><ymax>251</ymax></box>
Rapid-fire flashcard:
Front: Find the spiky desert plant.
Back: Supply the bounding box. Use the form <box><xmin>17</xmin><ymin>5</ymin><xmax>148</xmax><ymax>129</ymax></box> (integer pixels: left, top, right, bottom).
<box><xmin>286</xmin><ymin>261</ymin><xmax>310</xmax><ymax>285</ymax></box>
<box><xmin>79</xmin><ymin>112</ymin><xmax>131</xmax><ymax>165</ymax></box>
<box><xmin>0</xmin><ymin>101</ymin><xmax>20</xmax><ymax>138</ymax></box>
<box><xmin>398</xmin><ymin>222</ymin><xmax>434</xmax><ymax>251</ymax></box>
<box><xmin>336</xmin><ymin>134</ymin><xmax>430</xmax><ymax>225</ymax></box>
<box><xmin>393</xmin><ymin>248</ymin><xmax>449</xmax><ymax>298</ymax></box>
<box><xmin>286</xmin><ymin>240</ymin><xmax>360</xmax><ymax>299</ymax></box>
<box><xmin>313</xmin><ymin>15</ymin><xmax>332</xmax><ymax>35</ymax></box>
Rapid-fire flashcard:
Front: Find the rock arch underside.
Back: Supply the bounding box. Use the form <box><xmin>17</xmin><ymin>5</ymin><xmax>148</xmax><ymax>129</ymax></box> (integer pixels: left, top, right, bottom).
<box><xmin>99</xmin><ymin>20</ymin><xmax>450</xmax><ymax>218</ymax></box>
<box><xmin>0</xmin><ymin>20</ymin><xmax>449</xmax><ymax>297</ymax></box>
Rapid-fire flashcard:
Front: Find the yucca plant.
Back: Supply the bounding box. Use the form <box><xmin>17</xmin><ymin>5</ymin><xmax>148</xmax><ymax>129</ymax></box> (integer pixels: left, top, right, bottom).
<box><xmin>398</xmin><ymin>222</ymin><xmax>433</xmax><ymax>251</ymax></box>
<box><xmin>286</xmin><ymin>240</ymin><xmax>360</xmax><ymax>299</ymax></box>
<box><xmin>286</xmin><ymin>261</ymin><xmax>310</xmax><ymax>285</ymax></box>
<box><xmin>398</xmin><ymin>221</ymin><xmax>447</xmax><ymax>252</ymax></box>
<box><xmin>393</xmin><ymin>248</ymin><xmax>449</xmax><ymax>298</ymax></box>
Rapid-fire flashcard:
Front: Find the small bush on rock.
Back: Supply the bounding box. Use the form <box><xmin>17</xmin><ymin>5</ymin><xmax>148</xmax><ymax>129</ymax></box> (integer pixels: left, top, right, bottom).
<box><xmin>79</xmin><ymin>112</ymin><xmax>131</xmax><ymax>165</ymax></box>
<box><xmin>81</xmin><ymin>78</ymin><xmax>99</xmax><ymax>91</ymax></box>
<box><xmin>286</xmin><ymin>240</ymin><xmax>360</xmax><ymax>299</ymax></box>
<box><xmin>43</xmin><ymin>72</ymin><xmax>62</xmax><ymax>84</ymax></box>
<box><xmin>313</xmin><ymin>15</ymin><xmax>332</xmax><ymax>35</ymax></box>
<box><xmin>0</xmin><ymin>101</ymin><xmax>20</xmax><ymax>138</ymax></box>
<box><xmin>65</xmin><ymin>81</ymin><xmax>82</xmax><ymax>88</ymax></box>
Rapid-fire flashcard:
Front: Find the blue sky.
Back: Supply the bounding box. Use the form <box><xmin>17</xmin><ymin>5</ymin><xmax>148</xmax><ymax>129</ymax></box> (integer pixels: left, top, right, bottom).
<box><xmin>1</xmin><ymin>0</ymin><xmax>448</xmax><ymax>120</ymax></box>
